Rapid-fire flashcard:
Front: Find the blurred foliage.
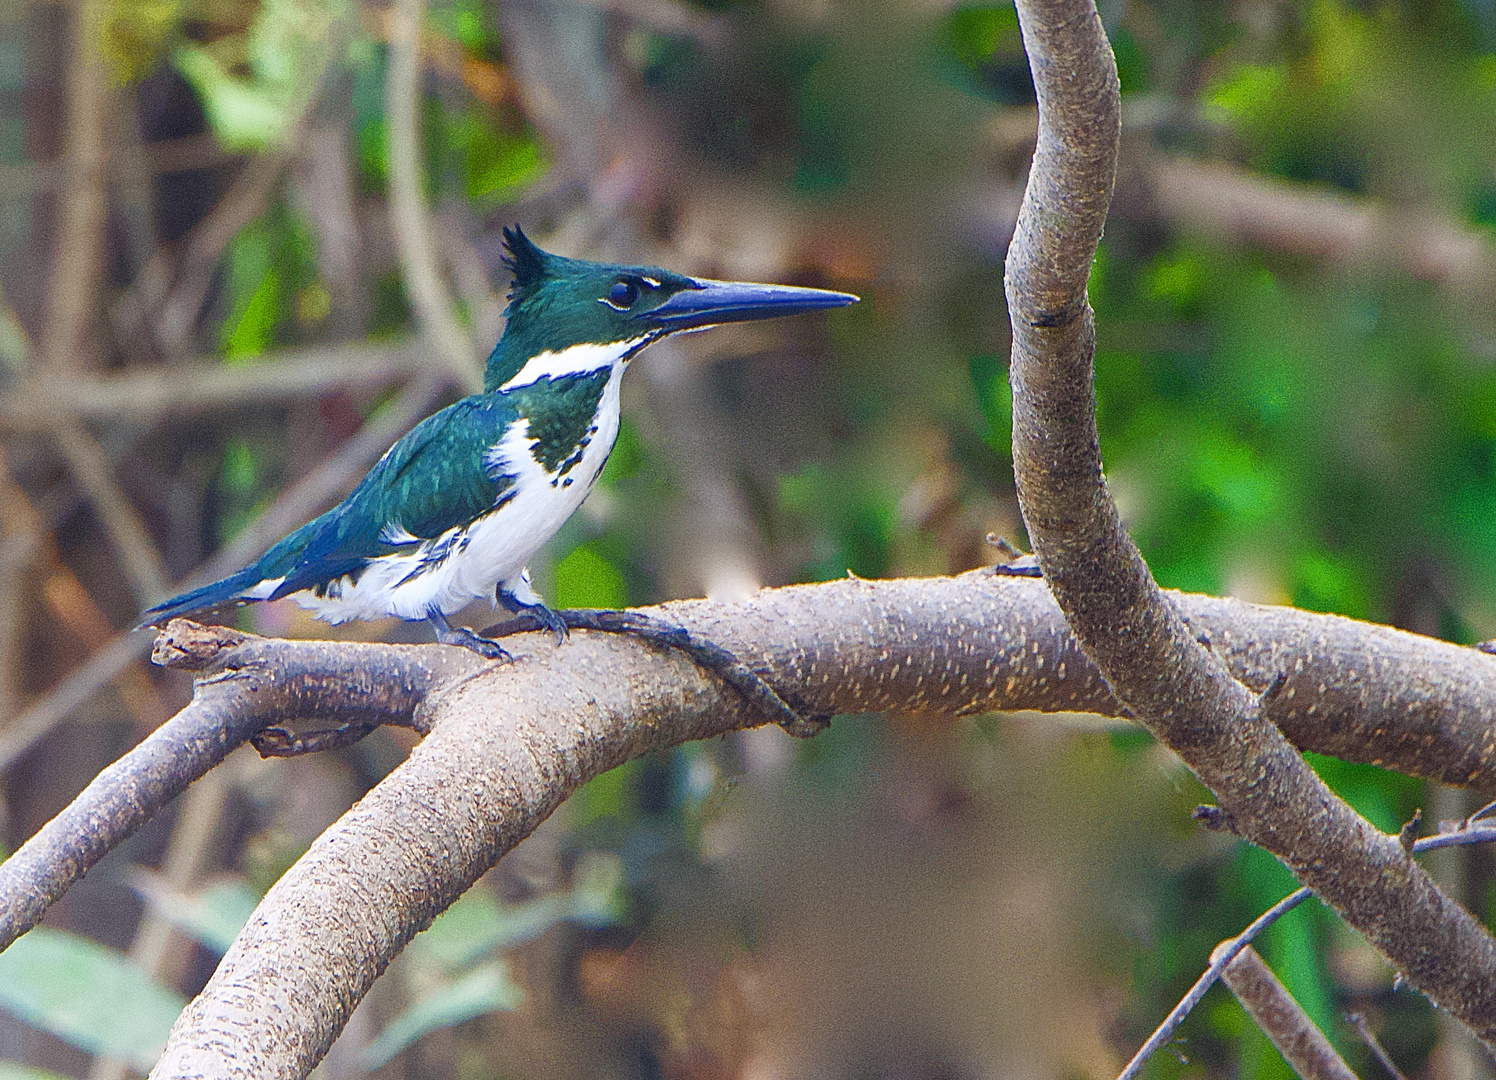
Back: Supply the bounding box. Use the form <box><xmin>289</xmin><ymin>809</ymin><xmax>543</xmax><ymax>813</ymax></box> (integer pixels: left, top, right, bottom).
<box><xmin>9</xmin><ymin>0</ymin><xmax>1496</xmax><ymax>1074</ymax></box>
<box><xmin>0</xmin><ymin>929</ymin><xmax>185</xmax><ymax>1070</ymax></box>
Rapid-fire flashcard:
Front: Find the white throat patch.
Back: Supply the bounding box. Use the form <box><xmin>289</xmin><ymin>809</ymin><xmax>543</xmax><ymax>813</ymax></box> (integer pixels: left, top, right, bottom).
<box><xmin>499</xmin><ymin>338</ymin><xmax>646</xmax><ymax>391</ymax></box>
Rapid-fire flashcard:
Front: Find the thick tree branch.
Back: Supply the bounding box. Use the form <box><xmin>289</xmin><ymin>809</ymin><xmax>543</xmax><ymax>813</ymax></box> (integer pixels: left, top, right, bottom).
<box><xmin>1005</xmin><ymin>0</ymin><xmax>1496</xmax><ymax>1047</ymax></box>
<box><xmin>0</xmin><ymin>621</ymin><xmax>485</xmax><ymax>953</ymax></box>
<box><xmin>0</xmin><ymin>573</ymin><xmax>1495</xmax><ymax>1072</ymax></box>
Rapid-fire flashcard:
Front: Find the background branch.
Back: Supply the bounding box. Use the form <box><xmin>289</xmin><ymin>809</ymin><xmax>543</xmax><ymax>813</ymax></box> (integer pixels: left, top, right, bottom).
<box><xmin>1217</xmin><ymin>946</ymin><xmax>1360</xmax><ymax>1080</ymax></box>
<box><xmin>385</xmin><ymin>0</ymin><xmax>483</xmax><ymax>391</ymax></box>
<box><xmin>0</xmin><ymin>372</ymin><xmax>450</xmax><ymax>774</ymax></box>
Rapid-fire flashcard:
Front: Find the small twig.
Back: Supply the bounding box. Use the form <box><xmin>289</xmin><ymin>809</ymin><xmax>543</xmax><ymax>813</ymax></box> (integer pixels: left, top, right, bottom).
<box><xmin>1346</xmin><ymin>1013</ymin><xmax>1410</xmax><ymax>1080</ymax></box>
<box><xmin>1118</xmin><ymin>888</ymin><xmax>1316</xmax><ymax>1080</ymax></box>
<box><xmin>385</xmin><ymin>0</ymin><xmax>482</xmax><ymax>391</ymax></box>
<box><xmin>52</xmin><ymin>417</ymin><xmax>172</xmax><ymax>607</ymax></box>
<box><xmin>1122</xmin><ymin>822</ymin><xmax>1496</xmax><ymax>1080</ymax></box>
<box><xmin>1218</xmin><ymin>945</ymin><xmax>1360</xmax><ymax>1080</ymax></box>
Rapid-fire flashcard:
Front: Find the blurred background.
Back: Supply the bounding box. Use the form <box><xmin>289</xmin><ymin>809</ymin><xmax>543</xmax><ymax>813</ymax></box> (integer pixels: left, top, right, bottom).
<box><xmin>0</xmin><ymin>0</ymin><xmax>1494</xmax><ymax>1077</ymax></box>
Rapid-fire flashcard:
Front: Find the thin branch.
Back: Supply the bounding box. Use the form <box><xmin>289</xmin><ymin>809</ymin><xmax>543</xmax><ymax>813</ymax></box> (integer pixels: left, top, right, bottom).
<box><xmin>52</xmin><ymin>417</ymin><xmax>172</xmax><ymax>606</ymax></box>
<box><xmin>1119</xmin><ymin>825</ymin><xmax>1496</xmax><ymax>1080</ymax></box>
<box><xmin>39</xmin><ymin>0</ymin><xmax>109</xmax><ymax>373</ymax></box>
<box><xmin>385</xmin><ymin>0</ymin><xmax>483</xmax><ymax>391</ymax></box>
<box><xmin>1218</xmin><ymin>946</ymin><xmax>1361</xmax><ymax>1080</ymax></box>
<box><xmin>1005</xmin><ymin>0</ymin><xmax>1496</xmax><ymax>1043</ymax></box>
<box><xmin>1119</xmin><ymin>889</ymin><xmax>1317</xmax><ymax>1080</ymax></box>
<box><xmin>0</xmin><ymin>621</ymin><xmax>487</xmax><ymax>953</ymax></box>
<box><xmin>0</xmin><ymin>372</ymin><xmax>450</xmax><ymax>774</ymax></box>
<box><xmin>1346</xmin><ymin>1013</ymin><xmax>1410</xmax><ymax>1080</ymax></box>
<box><xmin>0</xmin><ymin>338</ymin><xmax>428</xmax><ymax>426</ymax></box>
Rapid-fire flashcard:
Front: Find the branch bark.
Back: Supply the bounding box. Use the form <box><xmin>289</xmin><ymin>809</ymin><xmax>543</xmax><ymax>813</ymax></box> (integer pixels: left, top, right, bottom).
<box><xmin>3</xmin><ymin>571</ymin><xmax>1496</xmax><ymax>1072</ymax></box>
<box><xmin>1217</xmin><ymin>946</ymin><xmax>1360</xmax><ymax>1080</ymax></box>
<box><xmin>1005</xmin><ymin>0</ymin><xmax>1496</xmax><ymax>1047</ymax></box>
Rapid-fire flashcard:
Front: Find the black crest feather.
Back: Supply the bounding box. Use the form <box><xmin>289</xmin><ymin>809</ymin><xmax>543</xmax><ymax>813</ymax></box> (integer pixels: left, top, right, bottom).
<box><xmin>502</xmin><ymin>225</ymin><xmax>551</xmax><ymax>308</ymax></box>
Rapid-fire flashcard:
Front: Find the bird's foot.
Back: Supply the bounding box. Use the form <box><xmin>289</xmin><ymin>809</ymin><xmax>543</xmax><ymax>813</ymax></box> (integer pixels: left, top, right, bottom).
<box><xmin>519</xmin><ymin>601</ymin><xmax>569</xmax><ymax>646</ymax></box>
<box><xmin>428</xmin><ymin>611</ymin><xmax>512</xmax><ymax>661</ymax></box>
<box><xmin>483</xmin><ymin>608</ymin><xmax>829</xmax><ymax>738</ymax></box>
<box><xmin>497</xmin><ymin>583</ymin><xmax>569</xmax><ymax>646</ymax></box>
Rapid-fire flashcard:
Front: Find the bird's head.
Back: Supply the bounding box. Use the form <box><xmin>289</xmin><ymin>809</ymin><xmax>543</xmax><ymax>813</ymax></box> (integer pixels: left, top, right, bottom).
<box><xmin>484</xmin><ymin>226</ymin><xmax>858</xmax><ymax>391</ymax></box>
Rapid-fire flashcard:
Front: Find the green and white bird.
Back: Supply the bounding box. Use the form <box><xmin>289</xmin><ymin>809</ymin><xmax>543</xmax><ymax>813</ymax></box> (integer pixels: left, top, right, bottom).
<box><xmin>139</xmin><ymin>227</ymin><xmax>858</xmax><ymax>658</ymax></box>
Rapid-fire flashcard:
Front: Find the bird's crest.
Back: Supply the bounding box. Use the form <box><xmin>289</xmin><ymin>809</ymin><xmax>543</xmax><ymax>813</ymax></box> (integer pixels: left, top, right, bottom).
<box><xmin>502</xmin><ymin>225</ymin><xmax>552</xmax><ymax>312</ymax></box>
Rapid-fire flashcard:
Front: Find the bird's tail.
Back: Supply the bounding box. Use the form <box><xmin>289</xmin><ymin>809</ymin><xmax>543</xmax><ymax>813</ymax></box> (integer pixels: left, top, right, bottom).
<box><xmin>135</xmin><ymin>566</ymin><xmax>269</xmax><ymax>630</ymax></box>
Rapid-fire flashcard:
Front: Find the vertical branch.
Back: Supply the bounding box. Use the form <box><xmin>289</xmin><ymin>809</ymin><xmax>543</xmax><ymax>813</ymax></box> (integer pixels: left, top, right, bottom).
<box><xmin>40</xmin><ymin>0</ymin><xmax>109</xmax><ymax>372</ymax></box>
<box><xmin>1004</xmin><ymin>0</ymin><xmax>1496</xmax><ymax>1044</ymax></box>
<box><xmin>385</xmin><ymin>0</ymin><xmax>482</xmax><ymax>392</ymax></box>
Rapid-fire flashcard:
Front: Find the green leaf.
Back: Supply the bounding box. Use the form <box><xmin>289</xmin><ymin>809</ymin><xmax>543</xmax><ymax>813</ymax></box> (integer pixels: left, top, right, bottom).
<box><xmin>0</xmin><ymin>1063</ymin><xmax>72</xmax><ymax>1080</ymax></box>
<box><xmin>411</xmin><ymin>854</ymin><xmax>624</xmax><ymax>972</ymax></box>
<box><xmin>553</xmin><ymin>544</ymin><xmax>628</xmax><ymax>609</ymax></box>
<box><xmin>173</xmin><ymin>46</ymin><xmax>291</xmax><ymax>150</ymax></box>
<box><xmin>358</xmin><ymin>961</ymin><xmax>524</xmax><ymax>1070</ymax></box>
<box><xmin>0</xmin><ymin>929</ymin><xmax>186</xmax><ymax>1070</ymax></box>
<box><xmin>133</xmin><ymin>874</ymin><xmax>260</xmax><ymax>955</ymax></box>
<box><xmin>968</xmin><ymin>352</ymin><xmax>1011</xmax><ymax>453</ymax></box>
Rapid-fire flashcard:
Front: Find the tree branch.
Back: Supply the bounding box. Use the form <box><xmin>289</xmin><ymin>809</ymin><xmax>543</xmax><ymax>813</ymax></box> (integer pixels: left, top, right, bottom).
<box><xmin>385</xmin><ymin>0</ymin><xmax>483</xmax><ymax>391</ymax></box>
<box><xmin>0</xmin><ymin>571</ymin><xmax>1491</xmax><ymax>1073</ymax></box>
<box><xmin>0</xmin><ymin>339</ymin><xmax>427</xmax><ymax>427</ymax></box>
<box><xmin>1218</xmin><ymin>946</ymin><xmax>1360</xmax><ymax>1080</ymax></box>
<box><xmin>1005</xmin><ymin>0</ymin><xmax>1496</xmax><ymax>1046</ymax></box>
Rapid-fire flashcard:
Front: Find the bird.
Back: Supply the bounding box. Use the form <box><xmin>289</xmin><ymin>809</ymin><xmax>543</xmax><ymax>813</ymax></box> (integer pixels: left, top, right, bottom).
<box><xmin>139</xmin><ymin>226</ymin><xmax>859</xmax><ymax>659</ymax></box>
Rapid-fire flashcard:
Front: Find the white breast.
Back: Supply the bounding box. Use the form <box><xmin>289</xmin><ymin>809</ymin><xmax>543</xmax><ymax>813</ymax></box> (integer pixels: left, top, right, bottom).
<box><xmin>292</xmin><ymin>364</ymin><xmax>626</xmax><ymax>623</ymax></box>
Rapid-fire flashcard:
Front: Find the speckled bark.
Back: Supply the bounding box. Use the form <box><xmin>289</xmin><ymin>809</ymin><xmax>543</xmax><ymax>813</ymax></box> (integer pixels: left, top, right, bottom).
<box><xmin>1005</xmin><ymin>0</ymin><xmax>1496</xmax><ymax>1047</ymax></box>
<box><xmin>10</xmin><ymin>578</ymin><xmax>1496</xmax><ymax>972</ymax></box>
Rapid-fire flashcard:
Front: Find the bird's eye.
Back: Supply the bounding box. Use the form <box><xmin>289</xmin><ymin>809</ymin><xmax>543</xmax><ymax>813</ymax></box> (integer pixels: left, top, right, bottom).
<box><xmin>606</xmin><ymin>280</ymin><xmax>639</xmax><ymax>310</ymax></box>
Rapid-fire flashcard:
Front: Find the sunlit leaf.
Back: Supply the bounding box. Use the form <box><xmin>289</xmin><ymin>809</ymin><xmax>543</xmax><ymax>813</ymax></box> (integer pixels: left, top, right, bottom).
<box><xmin>173</xmin><ymin>46</ymin><xmax>290</xmax><ymax>150</ymax></box>
<box><xmin>553</xmin><ymin>544</ymin><xmax>628</xmax><ymax>609</ymax></box>
<box><xmin>133</xmin><ymin>874</ymin><xmax>260</xmax><ymax>955</ymax></box>
<box><xmin>0</xmin><ymin>929</ymin><xmax>185</xmax><ymax>1070</ymax></box>
<box><xmin>358</xmin><ymin>961</ymin><xmax>524</xmax><ymax>1070</ymax></box>
<box><xmin>412</xmin><ymin>854</ymin><xmax>624</xmax><ymax>972</ymax></box>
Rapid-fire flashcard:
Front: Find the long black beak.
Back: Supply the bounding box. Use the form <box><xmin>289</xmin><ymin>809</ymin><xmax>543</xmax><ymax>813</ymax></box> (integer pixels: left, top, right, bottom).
<box><xmin>644</xmin><ymin>278</ymin><xmax>859</xmax><ymax>331</ymax></box>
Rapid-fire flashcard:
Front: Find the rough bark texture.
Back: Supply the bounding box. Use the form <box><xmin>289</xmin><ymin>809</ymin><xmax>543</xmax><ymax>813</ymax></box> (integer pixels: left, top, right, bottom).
<box><xmin>1218</xmin><ymin>946</ymin><xmax>1360</xmax><ymax>1080</ymax></box>
<box><xmin>4</xmin><ymin>575</ymin><xmax>1496</xmax><ymax>1073</ymax></box>
<box><xmin>1005</xmin><ymin>0</ymin><xmax>1496</xmax><ymax>1046</ymax></box>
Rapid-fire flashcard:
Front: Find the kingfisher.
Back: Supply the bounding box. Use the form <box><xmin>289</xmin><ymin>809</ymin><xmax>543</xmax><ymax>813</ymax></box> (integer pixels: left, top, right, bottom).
<box><xmin>139</xmin><ymin>227</ymin><xmax>858</xmax><ymax>658</ymax></box>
